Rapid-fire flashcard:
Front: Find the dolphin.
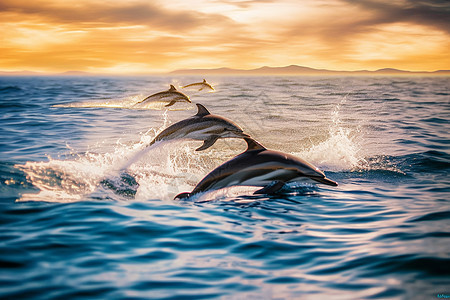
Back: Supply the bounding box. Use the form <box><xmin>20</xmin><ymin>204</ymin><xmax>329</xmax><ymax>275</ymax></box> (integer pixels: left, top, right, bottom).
<box><xmin>148</xmin><ymin>103</ymin><xmax>249</xmax><ymax>151</ymax></box>
<box><xmin>175</xmin><ymin>138</ymin><xmax>338</xmax><ymax>199</ymax></box>
<box><xmin>134</xmin><ymin>85</ymin><xmax>191</xmax><ymax>107</ymax></box>
<box><xmin>182</xmin><ymin>79</ymin><xmax>214</xmax><ymax>91</ymax></box>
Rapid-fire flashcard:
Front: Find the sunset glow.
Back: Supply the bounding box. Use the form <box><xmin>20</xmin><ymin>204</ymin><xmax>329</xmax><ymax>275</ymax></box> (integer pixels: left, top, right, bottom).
<box><xmin>1</xmin><ymin>0</ymin><xmax>449</xmax><ymax>74</ymax></box>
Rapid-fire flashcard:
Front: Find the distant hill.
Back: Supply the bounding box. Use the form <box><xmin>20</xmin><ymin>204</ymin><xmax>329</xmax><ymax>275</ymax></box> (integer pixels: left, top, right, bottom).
<box><xmin>1</xmin><ymin>66</ymin><xmax>449</xmax><ymax>76</ymax></box>
<box><xmin>433</xmin><ymin>70</ymin><xmax>450</xmax><ymax>74</ymax></box>
<box><xmin>170</xmin><ymin>65</ymin><xmax>450</xmax><ymax>76</ymax></box>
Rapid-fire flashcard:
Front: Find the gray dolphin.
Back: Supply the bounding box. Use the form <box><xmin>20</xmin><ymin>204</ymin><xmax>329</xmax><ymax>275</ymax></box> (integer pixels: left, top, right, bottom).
<box><xmin>134</xmin><ymin>85</ymin><xmax>191</xmax><ymax>107</ymax></box>
<box><xmin>148</xmin><ymin>103</ymin><xmax>249</xmax><ymax>151</ymax></box>
<box><xmin>182</xmin><ymin>79</ymin><xmax>214</xmax><ymax>91</ymax></box>
<box><xmin>175</xmin><ymin>138</ymin><xmax>338</xmax><ymax>199</ymax></box>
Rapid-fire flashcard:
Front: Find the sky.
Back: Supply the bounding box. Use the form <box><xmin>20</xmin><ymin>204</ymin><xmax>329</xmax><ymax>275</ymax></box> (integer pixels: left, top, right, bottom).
<box><xmin>0</xmin><ymin>0</ymin><xmax>449</xmax><ymax>74</ymax></box>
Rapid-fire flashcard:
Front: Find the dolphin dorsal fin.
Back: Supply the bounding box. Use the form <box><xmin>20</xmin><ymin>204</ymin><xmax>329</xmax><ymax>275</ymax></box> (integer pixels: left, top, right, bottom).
<box><xmin>245</xmin><ymin>138</ymin><xmax>266</xmax><ymax>151</ymax></box>
<box><xmin>195</xmin><ymin>103</ymin><xmax>211</xmax><ymax>116</ymax></box>
<box><xmin>169</xmin><ymin>84</ymin><xmax>177</xmax><ymax>91</ymax></box>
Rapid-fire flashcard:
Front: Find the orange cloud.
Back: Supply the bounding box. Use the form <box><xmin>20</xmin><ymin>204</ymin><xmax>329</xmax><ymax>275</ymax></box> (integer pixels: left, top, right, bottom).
<box><xmin>0</xmin><ymin>0</ymin><xmax>449</xmax><ymax>73</ymax></box>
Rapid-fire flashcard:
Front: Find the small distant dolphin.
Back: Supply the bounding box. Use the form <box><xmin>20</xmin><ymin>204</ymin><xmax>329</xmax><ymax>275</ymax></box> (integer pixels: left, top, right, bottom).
<box><xmin>182</xmin><ymin>79</ymin><xmax>214</xmax><ymax>91</ymax></box>
<box><xmin>175</xmin><ymin>138</ymin><xmax>338</xmax><ymax>199</ymax></box>
<box><xmin>134</xmin><ymin>85</ymin><xmax>191</xmax><ymax>107</ymax></box>
<box><xmin>148</xmin><ymin>103</ymin><xmax>249</xmax><ymax>151</ymax></box>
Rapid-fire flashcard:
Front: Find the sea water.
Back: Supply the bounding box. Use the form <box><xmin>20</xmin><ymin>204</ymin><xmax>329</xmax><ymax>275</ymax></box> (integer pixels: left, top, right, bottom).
<box><xmin>0</xmin><ymin>75</ymin><xmax>449</xmax><ymax>299</ymax></box>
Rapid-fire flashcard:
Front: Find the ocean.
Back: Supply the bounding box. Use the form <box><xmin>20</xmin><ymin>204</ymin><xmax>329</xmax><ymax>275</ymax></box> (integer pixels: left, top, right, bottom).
<box><xmin>0</xmin><ymin>75</ymin><xmax>449</xmax><ymax>299</ymax></box>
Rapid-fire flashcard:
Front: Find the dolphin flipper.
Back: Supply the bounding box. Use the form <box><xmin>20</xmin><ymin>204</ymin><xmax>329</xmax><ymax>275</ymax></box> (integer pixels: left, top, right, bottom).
<box><xmin>165</xmin><ymin>100</ymin><xmax>177</xmax><ymax>107</ymax></box>
<box><xmin>253</xmin><ymin>180</ymin><xmax>285</xmax><ymax>195</ymax></box>
<box><xmin>174</xmin><ymin>192</ymin><xmax>191</xmax><ymax>200</ymax></box>
<box><xmin>196</xmin><ymin>135</ymin><xmax>219</xmax><ymax>151</ymax></box>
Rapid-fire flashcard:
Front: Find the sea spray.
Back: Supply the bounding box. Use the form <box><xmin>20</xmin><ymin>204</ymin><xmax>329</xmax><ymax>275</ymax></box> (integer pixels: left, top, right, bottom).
<box><xmin>53</xmin><ymin>94</ymin><xmax>194</xmax><ymax>111</ymax></box>
<box><xmin>15</xmin><ymin>110</ymin><xmax>169</xmax><ymax>202</ymax></box>
<box><xmin>118</xmin><ymin>109</ymin><xmax>171</xmax><ymax>171</ymax></box>
<box><xmin>52</xmin><ymin>94</ymin><xmax>143</xmax><ymax>109</ymax></box>
<box><xmin>15</xmin><ymin>110</ymin><xmax>236</xmax><ymax>202</ymax></box>
<box><xmin>295</xmin><ymin>95</ymin><xmax>367</xmax><ymax>172</ymax></box>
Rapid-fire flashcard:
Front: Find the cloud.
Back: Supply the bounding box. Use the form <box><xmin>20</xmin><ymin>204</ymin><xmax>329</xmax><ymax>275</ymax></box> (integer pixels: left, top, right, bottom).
<box><xmin>342</xmin><ymin>0</ymin><xmax>450</xmax><ymax>33</ymax></box>
<box><xmin>0</xmin><ymin>0</ymin><xmax>236</xmax><ymax>32</ymax></box>
<box><xmin>213</xmin><ymin>0</ymin><xmax>277</xmax><ymax>9</ymax></box>
<box><xmin>0</xmin><ymin>0</ymin><xmax>448</xmax><ymax>72</ymax></box>
<box><xmin>0</xmin><ymin>0</ymin><xmax>267</xmax><ymax>72</ymax></box>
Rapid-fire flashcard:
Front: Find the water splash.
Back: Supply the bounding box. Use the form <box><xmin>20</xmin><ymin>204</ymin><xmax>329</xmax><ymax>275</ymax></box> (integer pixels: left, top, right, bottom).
<box><xmin>119</xmin><ymin>109</ymin><xmax>171</xmax><ymax>171</ymax></box>
<box><xmin>53</xmin><ymin>95</ymin><xmax>142</xmax><ymax>108</ymax></box>
<box><xmin>16</xmin><ymin>96</ymin><xmax>365</xmax><ymax>203</ymax></box>
<box><xmin>15</xmin><ymin>93</ymin><xmax>403</xmax><ymax>203</ymax></box>
<box><xmin>14</xmin><ymin>109</ymin><xmax>231</xmax><ymax>202</ymax></box>
<box><xmin>15</xmin><ymin>141</ymin><xmax>211</xmax><ymax>202</ymax></box>
<box><xmin>53</xmin><ymin>94</ymin><xmax>194</xmax><ymax>111</ymax></box>
<box><xmin>296</xmin><ymin>95</ymin><xmax>367</xmax><ymax>172</ymax></box>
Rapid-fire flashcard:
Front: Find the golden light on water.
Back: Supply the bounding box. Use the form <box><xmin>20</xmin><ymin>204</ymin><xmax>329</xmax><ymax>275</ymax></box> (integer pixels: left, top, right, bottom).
<box><xmin>0</xmin><ymin>0</ymin><xmax>449</xmax><ymax>74</ymax></box>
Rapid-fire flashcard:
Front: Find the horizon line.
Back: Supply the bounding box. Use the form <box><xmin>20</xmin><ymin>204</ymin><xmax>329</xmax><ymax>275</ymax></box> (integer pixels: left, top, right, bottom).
<box><xmin>0</xmin><ymin>64</ymin><xmax>449</xmax><ymax>76</ymax></box>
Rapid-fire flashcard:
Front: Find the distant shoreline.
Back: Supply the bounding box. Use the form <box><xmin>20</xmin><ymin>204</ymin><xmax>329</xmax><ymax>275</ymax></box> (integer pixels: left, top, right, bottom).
<box><xmin>1</xmin><ymin>65</ymin><xmax>449</xmax><ymax>76</ymax></box>
<box><xmin>169</xmin><ymin>65</ymin><xmax>450</xmax><ymax>76</ymax></box>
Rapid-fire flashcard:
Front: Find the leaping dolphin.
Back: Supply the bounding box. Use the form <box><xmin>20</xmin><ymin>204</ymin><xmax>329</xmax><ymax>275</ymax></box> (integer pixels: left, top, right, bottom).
<box><xmin>148</xmin><ymin>103</ymin><xmax>249</xmax><ymax>151</ymax></box>
<box><xmin>182</xmin><ymin>79</ymin><xmax>214</xmax><ymax>91</ymax></box>
<box><xmin>134</xmin><ymin>85</ymin><xmax>191</xmax><ymax>107</ymax></box>
<box><xmin>175</xmin><ymin>138</ymin><xmax>338</xmax><ymax>199</ymax></box>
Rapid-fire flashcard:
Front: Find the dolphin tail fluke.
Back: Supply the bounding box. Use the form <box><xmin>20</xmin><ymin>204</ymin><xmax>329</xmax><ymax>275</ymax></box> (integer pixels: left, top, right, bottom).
<box><xmin>147</xmin><ymin>138</ymin><xmax>157</xmax><ymax>148</ymax></box>
<box><xmin>254</xmin><ymin>180</ymin><xmax>285</xmax><ymax>194</ymax></box>
<box><xmin>314</xmin><ymin>177</ymin><xmax>338</xmax><ymax>186</ymax></box>
<box><xmin>181</xmin><ymin>83</ymin><xmax>194</xmax><ymax>89</ymax></box>
<box><xmin>174</xmin><ymin>192</ymin><xmax>191</xmax><ymax>200</ymax></box>
<box><xmin>196</xmin><ymin>135</ymin><xmax>219</xmax><ymax>151</ymax></box>
<box><xmin>133</xmin><ymin>95</ymin><xmax>150</xmax><ymax>106</ymax></box>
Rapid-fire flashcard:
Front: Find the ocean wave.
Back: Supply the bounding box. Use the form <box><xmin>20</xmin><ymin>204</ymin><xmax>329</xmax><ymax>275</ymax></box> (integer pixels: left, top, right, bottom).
<box><xmin>0</xmin><ymin>162</ymin><xmax>35</xmax><ymax>202</ymax></box>
<box><xmin>407</xmin><ymin>210</ymin><xmax>450</xmax><ymax>222</ymax></box>
<box><xmin>394</xmin><ymin>150</ymin><xmax>450</xmax><ymax>173</ymax></box>
<box><xmin>0</xmin><ymin>86</ymin><xmax>22</xmax><ymax>92</ymax></box>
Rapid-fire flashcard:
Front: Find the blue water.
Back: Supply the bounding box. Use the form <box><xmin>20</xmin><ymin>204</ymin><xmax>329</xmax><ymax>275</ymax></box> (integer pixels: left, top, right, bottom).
<box><xmin>0</xmin><ymin>75</ymin><xmax>449</xmax><ymax>299</ymax></box>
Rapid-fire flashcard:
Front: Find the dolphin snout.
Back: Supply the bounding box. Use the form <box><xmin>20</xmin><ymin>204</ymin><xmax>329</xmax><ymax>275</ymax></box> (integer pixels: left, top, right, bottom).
<box><xmin>221</xmin><ymin>129</ymin><xmax>250</xmax><ymax>139</ymax></box>
<box><xmin>230</xmin><ymin>130</ymin><xmax>250</xmax><ymax>138</ymax></box>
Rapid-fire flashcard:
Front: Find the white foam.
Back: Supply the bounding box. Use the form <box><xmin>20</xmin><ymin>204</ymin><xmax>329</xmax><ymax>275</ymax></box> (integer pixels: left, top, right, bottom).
<box><xmin>15</xmin><ymin>110</ymin><xmax>231</xmax><ymax>202</ymax></box>
<box><xmin>294</xmin><ymin>96</ymin><xmax>367</xmax><ymax>172</ymax></box>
